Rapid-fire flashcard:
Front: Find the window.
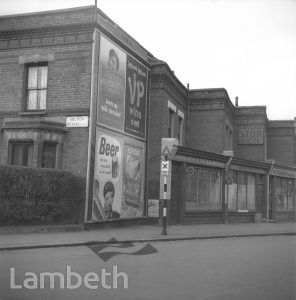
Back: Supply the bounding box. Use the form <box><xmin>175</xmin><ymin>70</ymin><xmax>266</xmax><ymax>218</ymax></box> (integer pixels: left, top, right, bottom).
<box><xmin>42</xmin><ymin>142</ymin><xmax>57</xmax><ymax>168</ymax></box>
<box><xmin>185</xmin><ymin>167</ymin><xmax>222</xmax><ymax>211</ymax></box>
<box><xmin>225</xmin><ymin>123</ymin><xmax>233</xmax><ymax>150</ymax></box>
<box><xmin>167</xmin><ymin>100</ymin><xmax>176</xmax><ymax>138</ymax></box>
<box><xmin>26</xmin><ymin>64</ymin><xmax>48</xmax><ymax>110</ymax></box>
<box><xmin>168</xmin><ymin>108</ymin><xmax>174</xmax><ymax>137</ymax></box>
<box><xmin>9</xmin><ymin>141</ymin><xmax>33</xmax><ymax>167</ymax></box>
<box><xmin>226</xmin><ymin>171</ymin><xmax>256</xmax><ymax>211</ymax></box>
<box><xmin>275</xmin><ymin>178</ymin><xmax>294</xmax><ymax>211</ymax></box>
<box><xmin>178</xmin><ymin>110</ymin><xmax>184</xmax><ymax>145</ymax></box>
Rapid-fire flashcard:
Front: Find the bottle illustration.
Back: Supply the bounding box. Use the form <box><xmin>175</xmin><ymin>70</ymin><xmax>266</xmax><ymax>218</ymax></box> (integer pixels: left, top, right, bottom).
<box><xmin>112</xmin><ymin>153</ymin><xmax>118</xmax><ymax>179</ymax></box>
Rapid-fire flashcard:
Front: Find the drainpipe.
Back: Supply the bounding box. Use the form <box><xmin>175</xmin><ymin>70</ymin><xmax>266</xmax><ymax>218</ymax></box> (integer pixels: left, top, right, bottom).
<box><xmin>186</xmin><ymin>83</ymin><xmax>190</xmax><ymax>147</ymax></box>
<box><xmin>224</xmin><ymin>154</ymin><xmax>233</xmax><ymax>223</ymax></box>
<box><xmin>266</xmin><ymin>160</ymin><xmax>275</xmax><ymax>223</ymax></box>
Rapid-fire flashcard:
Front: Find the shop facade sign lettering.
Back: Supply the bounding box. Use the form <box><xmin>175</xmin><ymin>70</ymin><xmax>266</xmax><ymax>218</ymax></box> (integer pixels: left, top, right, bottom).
<box><xmin>271</xmin><ymin>168</ymin><xmax>296</xmax><ymax>178</ymax></box>
<box><xmin>238</xmin><ymin>126</ymin><xmax>264</xmax><ymax>144</ymax></box>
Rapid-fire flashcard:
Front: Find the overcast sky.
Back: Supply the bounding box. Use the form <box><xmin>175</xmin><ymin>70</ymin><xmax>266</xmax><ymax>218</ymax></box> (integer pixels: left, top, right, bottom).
<box><xmin>1</xmin><ymin>0</ymin><xmax>295</xmax><ymax>120</ymax></box>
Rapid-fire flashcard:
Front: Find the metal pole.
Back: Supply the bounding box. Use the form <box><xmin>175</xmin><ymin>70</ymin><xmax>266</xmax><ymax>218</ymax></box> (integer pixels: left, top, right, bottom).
<box><xmin>162</xmin><ymin>174</ymin><xmax>168</xmax><ymax>235</ymax></box>
<box><xmin>266</xmin><ymin>162</ymin><xmax>274</xmax><ymax>223</ymax></box>
<box><xmin>224</xmin><ymin>183</ymin><xmax>229</xmax><ymax>224</ymax></box>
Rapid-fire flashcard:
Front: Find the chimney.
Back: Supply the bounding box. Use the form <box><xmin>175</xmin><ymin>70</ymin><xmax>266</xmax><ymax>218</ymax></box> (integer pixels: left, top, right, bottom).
<box><xmin>235</xmin><ymin>96</ymin><xmax>238</xmax><ymax>107</ymax></box>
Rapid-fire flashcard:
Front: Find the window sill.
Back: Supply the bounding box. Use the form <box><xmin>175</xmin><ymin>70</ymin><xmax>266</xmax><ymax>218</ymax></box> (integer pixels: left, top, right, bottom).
<box><xmin>19</xmin><ymin>111</ymin><xmax>47</xmax><ymax>116</ymax></box>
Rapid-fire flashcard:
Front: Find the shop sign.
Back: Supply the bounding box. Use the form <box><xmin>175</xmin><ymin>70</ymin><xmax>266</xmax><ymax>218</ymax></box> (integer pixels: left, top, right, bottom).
<box><xmin>238</xmin><ymin>126</ymin><xmax>264</xmax><ymax>144</ymax></box>
<box><xmin>66</xmin><ymin>116</ymin><xmax>88</xmax><ymax>127</ymax></box>
<box><xmin>271</xmin><ymin>168</ymin><xmax>296</xmax><ymax>178</ymax></box>
<box><xmin>175</xmin><ymin>155</ymin><xmax>225</xmax><ymax>168</ymax></box>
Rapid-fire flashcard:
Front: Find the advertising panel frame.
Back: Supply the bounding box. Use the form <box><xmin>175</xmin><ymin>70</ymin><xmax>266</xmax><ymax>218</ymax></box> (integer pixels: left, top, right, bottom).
<box><xmin>85</xmin><ymin>28</ymin><xmax>150</xmax><ymax>223</ymax></box>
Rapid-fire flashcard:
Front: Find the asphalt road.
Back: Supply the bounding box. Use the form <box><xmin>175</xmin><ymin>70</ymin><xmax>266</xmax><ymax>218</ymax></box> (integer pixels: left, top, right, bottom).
<box><xmin>0</xmin><ymin>236</ymin><xmax>295</xmax><ymax>300</ymax></box>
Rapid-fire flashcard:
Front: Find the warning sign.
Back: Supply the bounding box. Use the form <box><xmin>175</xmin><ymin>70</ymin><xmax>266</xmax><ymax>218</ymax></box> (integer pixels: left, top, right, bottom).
<box><xmin>161</xmin><ymin>161</ymin><xmax>170</xmax><ymax>173</ymax></box>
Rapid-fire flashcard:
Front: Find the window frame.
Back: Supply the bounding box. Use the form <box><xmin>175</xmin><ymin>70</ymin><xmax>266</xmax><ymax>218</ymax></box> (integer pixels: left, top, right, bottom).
<box><xmin>226</xmin><ymin>171</ymin><xmax>256</xmax><ymax>212</ymax></box>
<box><xmin>24</xmin><ymin>62</ymin><xmax>48</xmax><ymax>112</ymax></box>
<box><xmin>9</xmin><ymin>140</ymin><xmax>34</xmax><ymax>167</ymax></box>
<box><xmin>41</xmin><ymin>141</ymin><xmax>58</xmax><ymax>169</ymax></box>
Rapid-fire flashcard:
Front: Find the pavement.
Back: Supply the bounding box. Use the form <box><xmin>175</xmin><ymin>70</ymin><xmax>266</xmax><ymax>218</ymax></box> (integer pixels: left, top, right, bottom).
<box><xmin>0</xmin><ymin>222</ymin><xmax>295</xmax><ymax>251</ymax></box>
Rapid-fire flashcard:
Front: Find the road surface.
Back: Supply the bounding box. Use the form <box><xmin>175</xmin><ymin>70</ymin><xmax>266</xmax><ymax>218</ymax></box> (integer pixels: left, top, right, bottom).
<box><xmin>0</xmin><ymin>235</ymin><xmax>295</xmax><ymax>299</ymax></box>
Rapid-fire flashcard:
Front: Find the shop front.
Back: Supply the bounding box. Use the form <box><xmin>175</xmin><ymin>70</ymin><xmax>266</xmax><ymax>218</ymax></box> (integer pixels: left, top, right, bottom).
<box><xmin>167</xmin><ymin>146</ymin><xmax>269</xmax><ymax>224</ymax></box>
<box><xmin>269</xmin><ymin>166</ymin><xmax>296</xmax><ymax>222</ymax></box>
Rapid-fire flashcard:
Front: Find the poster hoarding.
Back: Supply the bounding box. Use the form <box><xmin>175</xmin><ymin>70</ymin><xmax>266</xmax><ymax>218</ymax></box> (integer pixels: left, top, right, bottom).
<box><xmin>86</xmin><ymin>31</ymin><xmax>149</xmax><ymax>223</ymax></box>
<box><xmin>91</xmin><ymin>130</ymin><xmax>145</xmax><ymax>221</ymax></box>
<box><xmin>124</xmin><ymin>55</ymin><xmax>147</xmax><ymax>139</ymax></box>
<box><xmin>97</xmin><ymin>36</ymin><xmax>126</xmax><ymax>131</ymax></box>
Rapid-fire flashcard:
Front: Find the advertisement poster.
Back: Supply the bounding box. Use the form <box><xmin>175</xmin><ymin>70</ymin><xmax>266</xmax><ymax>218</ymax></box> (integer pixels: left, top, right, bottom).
<box><xmin>92</xmin><ymin>130</ymin><xmax>123</xmax><ymax>221</ymax></box>
<box><xmin>124</xmin><ymin>55</ymin><xmax>147</xmax><ymax>139</ymax></box>
<box><xmin>97</xmin><ymin>35</ymin><xmax>126</xmax><ymax>131</ymax></box>
<box><xmin>121</xmin><ymin>138</ymin><xmax>145</xmax><ymax>218</ymax></box>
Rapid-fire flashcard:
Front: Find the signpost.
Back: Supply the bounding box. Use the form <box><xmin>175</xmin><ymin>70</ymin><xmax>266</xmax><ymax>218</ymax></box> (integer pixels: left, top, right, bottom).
<box><xmin>159</xmin><ymin>138</ymin><xmax>178</xmax><ymax>235</ymax></box>
<box><xmin>160</xmin><ymin>159</ymin><xmax>171</xmax><ymax>235</ymax></box>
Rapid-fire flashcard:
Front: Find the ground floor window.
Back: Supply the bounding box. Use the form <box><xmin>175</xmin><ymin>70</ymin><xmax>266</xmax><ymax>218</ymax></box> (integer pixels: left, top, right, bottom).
<box><xmin>185</xmin><ymin>166</ymin><xmax>222</xmax><ymax>211</ymax></box>
<box><xmin>41</xmin><ymin>142</ymin><xmax>57</xmax><ymax>168</ymax></box>
<box><xmin>275</xmin><ymin>177</ymin><xmax>294</xmax><ymax>211</ymax></box>
<box><xmin>226</xmin><ymin>171</ymin><xmax>256</xmax><ymax>211</ymax></box>
<box><xmin>9</xmin><ymin>141</ymin><xmax>33</xmax><ymax>167</ymax></box>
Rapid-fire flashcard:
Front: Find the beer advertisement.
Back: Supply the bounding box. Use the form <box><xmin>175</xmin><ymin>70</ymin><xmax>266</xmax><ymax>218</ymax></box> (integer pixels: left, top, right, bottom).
<box><xmin>97</xmin><ymin>35</ymin><xmax>126</xmax><ymax>131</ymax></box>
<box><xmin>124</xmin><ymin>55</ymin><xmax>147</xmax><ymax>139</ymax></box>
<box><xmin>92</xmin><ymin>130</ymin><xmax>123</xmax><ymax>221</ymax></box>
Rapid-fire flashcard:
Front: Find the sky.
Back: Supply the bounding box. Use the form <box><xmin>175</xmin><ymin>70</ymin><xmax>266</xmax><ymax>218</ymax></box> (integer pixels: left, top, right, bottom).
<box><xmin>0</xmin><ymin>0</ymin><xmax>295</xmax><ymax>120</ymax></box>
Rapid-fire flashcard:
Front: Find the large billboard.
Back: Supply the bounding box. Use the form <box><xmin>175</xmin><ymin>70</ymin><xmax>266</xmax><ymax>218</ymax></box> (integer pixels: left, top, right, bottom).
<box><xmin>86</xmin><ymin>32</ymin><xmax>149</xmax><ymax>222</ymax></box>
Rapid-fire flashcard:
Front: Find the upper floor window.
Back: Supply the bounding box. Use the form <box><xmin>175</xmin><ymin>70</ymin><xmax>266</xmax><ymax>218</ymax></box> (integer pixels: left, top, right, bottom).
<box><xmin>168</xmin><ymin>108</ymin><xmax>174</xmax><ymax>137</ymax></box>
<box><xmin>178</xmin><ymin>110</ymin><xmax>184</xmax><ymax>146</ymax></box>
<box><xmin>26</xmin><ymin>64</ymin><xmax>48</xmax><ymax>111</ymax></box>
<box><xmin>167</xmin><ymin>100</ymin><xmax>177</xmax><ymax>138</ymax></box>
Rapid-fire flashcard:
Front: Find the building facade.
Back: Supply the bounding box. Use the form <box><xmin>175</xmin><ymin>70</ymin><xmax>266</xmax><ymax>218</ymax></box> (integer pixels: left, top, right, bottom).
<box><xmin>0</xmin><ymin>6</ymin><xmax>295</xmax><ymax>225</ymax></box>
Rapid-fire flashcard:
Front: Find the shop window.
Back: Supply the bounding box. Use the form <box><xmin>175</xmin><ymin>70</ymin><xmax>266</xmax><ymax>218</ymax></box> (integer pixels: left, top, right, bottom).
<box><xmin>227</xmin><ymin>171</ymin><xmax>256</xmax><ymax>211</ymax></box>
<box><xmin>227</xmin><ymin>172</ymin><xmax>237</xmax><ymax>211</ymax></box>
<box><xmin>185</xmin><ymin>167</ymin><xmax>222</xmax><ymax>211</ymax></box>
<box><xmin>9</xmin><ymin>141</ymin><xmax>33</xmax><ymax>167</ymax></box>
<box><xmin>238</xmin><ymin>172</ymin><xmax>247</xmax><ymax>210</ymax></box>
<box><xmin>25</xmin><ymin>64</ymin><xmax>48</xmax><ymax>111</ymax></box>
<box><xmin>42</xmin><ymin>142</ymin><xmax>57</xmax><ymax>168</ymax></box>
<box><xmin>275</xmin><ymin>178</ymin><xmax>294</xmax><ymax>211</ymax></box>
<box><xmin>247</xmin><ymin>174</ymin><xmax>256</xmax><ymax>210</ymax></box>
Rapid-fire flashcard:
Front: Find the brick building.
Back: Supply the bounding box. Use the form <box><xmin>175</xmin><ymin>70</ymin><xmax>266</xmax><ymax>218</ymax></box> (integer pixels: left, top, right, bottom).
<box><xmin>0</xmin><ymin>6</ymin><xmax>295</xmax><ymax>225</ymax></box>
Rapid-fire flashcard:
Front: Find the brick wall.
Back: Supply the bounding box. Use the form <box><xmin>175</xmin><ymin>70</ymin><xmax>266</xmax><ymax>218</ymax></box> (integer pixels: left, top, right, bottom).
<box><xmin>62</xmin><ymin>128</ymin><xmax>89</xmax><ymax>177</ymax></box>
<box><xmin>189</xmin><ymin>109</ymin><xmax>226</xmax><ymax>153</ymax></box>
<box><xmin>267</xmin><ymin>121</ymin><xmax>295</xmax><ymax>165</ymax></box>
<box><xmin>0</xmin><ymin>10</ymin><xmax>93</xmax><ymax>177</ymax></box>
<box><xmin>234</xmin><ymin>106</ymin><xmax>267</xmax><ymax>162</ymax></box>
<box><xmin>148</xmin><ymin>64</ymin><xmax>188</xmax><ymax>199</ymax></box>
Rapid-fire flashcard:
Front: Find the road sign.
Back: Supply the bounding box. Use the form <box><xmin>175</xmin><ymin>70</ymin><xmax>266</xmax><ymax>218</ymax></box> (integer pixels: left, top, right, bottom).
<box><xmin>161</xmin><ymin>161</ymin><xmax>170</xmax><ymax>173</ymax></box>
<box><xmin>161</xmin><ymin>138</ymin><xmax>179</xmax><ymax>159</ymax></box>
